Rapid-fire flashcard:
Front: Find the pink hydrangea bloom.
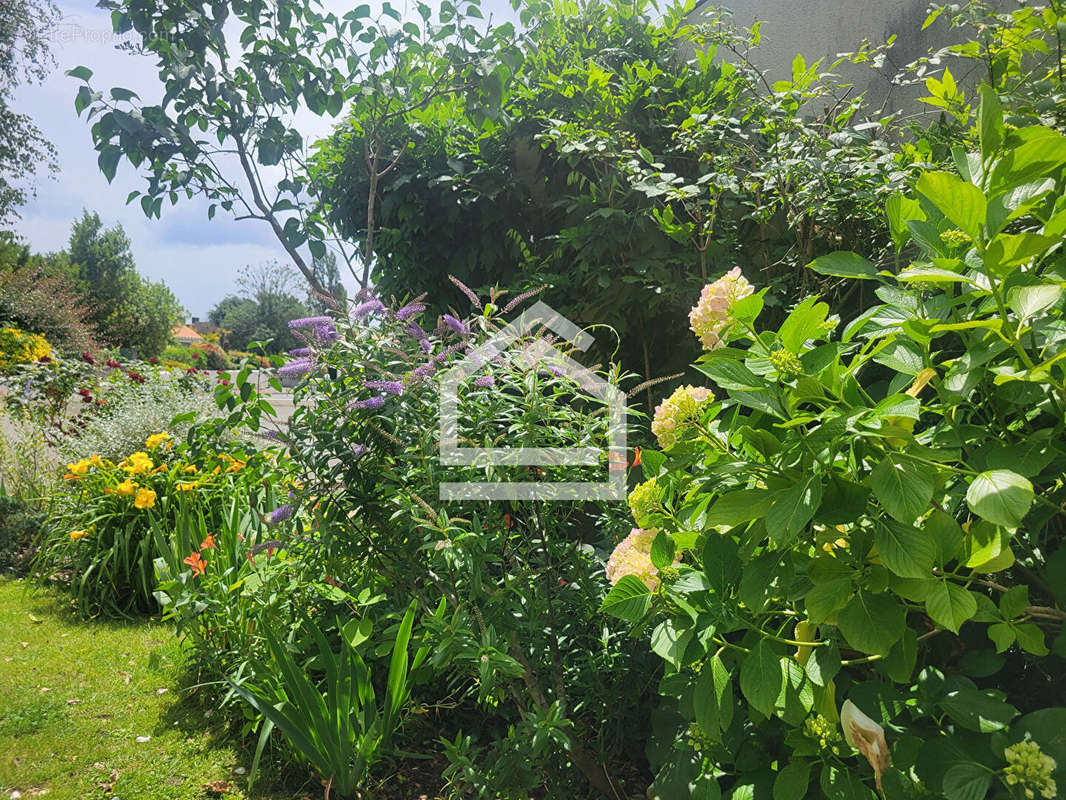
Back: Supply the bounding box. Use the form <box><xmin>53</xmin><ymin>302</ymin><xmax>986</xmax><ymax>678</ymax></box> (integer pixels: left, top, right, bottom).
<box><xmin>606</xmin><ymin>528</ymin><xmax>664</xmax><ymax>590</ymax></box>
<box><xmin>689</xmin><ymin>267</ymin><xmax>755</xmax><ymax>351</ymax></box>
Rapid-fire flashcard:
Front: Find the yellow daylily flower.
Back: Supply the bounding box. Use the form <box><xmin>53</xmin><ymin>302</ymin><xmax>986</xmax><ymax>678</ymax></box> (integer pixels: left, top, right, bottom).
<box><xmin>134</xmin><ymin>488</ymin><xmax>157</xmax><ymax>509</ymax></box>
<box><xmin>68</xmin><ymin>530</ymin><xmax>89</xmax><ymax>540</ymax></box>
<box><xmin>114</xmin><ymin>480</ymin><xmax>137</xmax><ymax>496</ymax></box>
<box><xmin>66</xmin><ymin>459</ymin><xmax>90</xmax><ymax>476</ymax></box>
<box><xmin>176</xmin><ymin>482</ymin><xmax>198</xmax><ymax>492</ymax></box>
<box><xmin>122</xmin><ymin>452</ymin><xmax>154</xmax><ymax>476</ymax></box>
<box><xmin>183</xmin><ymin>465</ymin><xmax>198</xmax><ymax>474</ymax></box>
<box><xmin>145</xmin><ymin>431</ymin><xmax>172</xmax><ymax>449</ymax></box>
<box><xmin>89</xmin><ymin>454</ymin><xmax>106</xmax><ymax>469</ymax></box>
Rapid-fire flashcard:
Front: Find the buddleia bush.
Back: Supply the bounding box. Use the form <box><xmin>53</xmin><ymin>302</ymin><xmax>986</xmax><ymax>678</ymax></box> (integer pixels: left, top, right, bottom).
<box><xmin>603</xmin><ymin>87</ymin><xmax>1066</xmax><ymax>800</ymax></box>
<box><xmin>277</xmin><ymin>293</ymin><xmax>655</xmax><ymax>798</ymax></box>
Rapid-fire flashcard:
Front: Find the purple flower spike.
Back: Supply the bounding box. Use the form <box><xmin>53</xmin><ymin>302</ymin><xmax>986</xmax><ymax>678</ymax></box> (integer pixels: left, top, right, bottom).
<box><xmin>419</xmin><ymin>339</ymin><xmax>433</xmax><ymax>354</ymax></box>
<box><xmin>404</xmin><ymin>321</ymin><xmax>428</xmax><ymax>341</ymax></box>
<box><xmin>288</xmin><ymin>316</ymin><xmax>334</xmax><ymax>330</ymax></box>
<box><xmin>289</xmin><ymin>347</ymin><xmax>312</xmax><ymax>357</ymax></box>
<box><xmin>352</xmin><ymin>444</ymin><xmax>367</xmax><ymax>457</ymax></box>
<box><xmin>365</xmin><ymin>380</ymin><xmax>403</xmax><ymax>395</ymax></box>
<box><xmin>314</xmin><ymin>322</ymin><xmax>339</xmax><ymax>344</ymax></box>
<box><xmin>539</xmin><ymin>364</ymin><xmax>564</xmax><ymax>378</ymax></box>
<box><xmin>268</xmin><ymin>504</ymin><xmax>294</xmax><ymax>524</ymax></box>
<box><xmin>474</xmin><ymin>375</ymin><xmax>495</xmax><ymax>388</ymax></box>
<box><xmin>279</xmin><ymin>358</ymin><xmax>314</xmax><ymax>378</ymax></box>
<box><xmin>353</xmin><ymin>297</ymin><xmax>386</xmax><ymax>319</ymax></box>
<box><xmin>412</xmin><ymin>363</ymin><xmax>436</xmax><ymax>379</ymax></box>
<box><xmin>348</xmin><ymin>395</ymin><xmax>386</xmax><ymax>410</ymax></box>
<box><xmin>442</xmin><ymin>314</ymin><xmax>470</xmax><ymax>336</ymax></box>
<box><xmin>395</xmin><ymin>303</ymin><xmax>426</xmax><ymax>321</ymax></box>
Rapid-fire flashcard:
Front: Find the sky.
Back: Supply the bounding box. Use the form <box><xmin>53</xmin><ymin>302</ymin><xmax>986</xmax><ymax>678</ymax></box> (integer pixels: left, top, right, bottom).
<box><xmin>9</xmin><ymin>0</ymin><xmax>518</xmax><ymax>319</ymax></box>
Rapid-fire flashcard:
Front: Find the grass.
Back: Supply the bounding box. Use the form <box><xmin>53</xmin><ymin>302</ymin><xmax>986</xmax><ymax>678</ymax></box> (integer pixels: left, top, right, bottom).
<box><xmin>0</xmin><ymin>577</ymin><xmax>311</xmax><ymax>800</ymax></box>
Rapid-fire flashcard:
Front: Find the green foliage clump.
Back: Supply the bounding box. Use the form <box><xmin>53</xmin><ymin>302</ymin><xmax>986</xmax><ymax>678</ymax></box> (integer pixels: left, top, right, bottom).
<box><xmin>603</xmin><ymin>89</ymin><xmax>1066</xmax><ymax>800</ymax></box>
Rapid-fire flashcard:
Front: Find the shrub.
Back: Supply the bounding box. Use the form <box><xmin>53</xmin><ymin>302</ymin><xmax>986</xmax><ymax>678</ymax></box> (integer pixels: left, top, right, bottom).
<box><xmin>275</xmin><ymin>293</ymin><xmax>653</xmax><ymax>798</ymax></box>
<box><xmin>605</xmin><ymin>89</ymin><xmax>1066</xmax><ymax>800</ymax></box>
<box><xmin>0</xmin><ymin>263</ymin><xmax>99</xmax><ymax>355</ymax></box>
<box><xmin>0</xmin><ymin>494</ymin><xmax>47</xmax><ymax>575</ymax></box>
<box><xmin>0</xmin><ymin>325</ymin><xmax>50</xmax><ymax>371</ymax></box>
<box><xmin>60</xmin><ymin>369</ymin><xmax>217</xmax><ymax>463</ymax></box>
<box><xmin>189</xmin><ymin>341</ymin><xmax>230</xmax><ymax>370</ymax></box>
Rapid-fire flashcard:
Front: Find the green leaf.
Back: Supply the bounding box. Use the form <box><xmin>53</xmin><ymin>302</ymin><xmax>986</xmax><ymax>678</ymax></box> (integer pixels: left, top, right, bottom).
<box><xmin>109</xmin><ymin>87</ymin><xmax>139</xmax><ymax>102</ymax></box>
<box><xmin>765</xmin><ymin>477</ymin><xmax>822</xmax><ymax>545</ymax></box>
<box><xmin>924</xmin><ymin>581</ymin><xmax>977</xmax><ymax>633</ymax></box>
<box><xmin>650</xmin><ymin>619</ymin><xmax>694</xmax><ymax>669</ymax></box>
<box><xmin>805</xmin><ymin>579</ymin><xmax>853</xmax><ymax>625</ymax></box>
<box><xmin>341</xmin><ymin>616</ymin><xmax>373</xmax><ymax>649</ymax></box>
<box><xmin>1008</xmin><ymin>284</ymin><xmax>1062</xmax><ymax>320</ymax></box>
<box><xmin>694</xmin><ymin>654</ymin><xmax>734</xmax><ymax>737</ymax></box>
<box><xmin>836</xmin><ymin>591</ymin><xmax>906</xmax><ymax>655</ymax></box>
<box><xmin>1012</xmin><ymin>622</ymin><xmax>1048</xmax><ymax>655</ymax></box>
<box><xmin>702</xmin><ymin>534</ymin><xmax>742</xmax><ymax>595</ymax></box>
<box><xmin>977</xmin><ymin>84</ymin><xmax>1003</xmax><ymax>160</ymax></box>
<box><xmin>939</xmin><ymin>689</ymin><xmax>1018</xmax><ymax>732</ymax></box>
<box><xmin>987</xmin><ymin>622</ymin><xmax>1015</xmax><ymax>653</ymax></box>
<box><xmin>704</xmin><ymin>489</ymin><xmax>773</xmax><ymax>528</ymax></box>
<box><xmin>601</xmin><ymin>575</ymin><xmax>652</xmax><ymax>622</ymax></box>
<box><xmin>779</xmin><ymin>297</ymin><xmax>830</xmax><ymax>354</ymax></box>
<box><xmin>942</xmin><ymin>763</ymin><xmax>993</xmax><ymax>800</ymax></box>
<box><xmin>885</xmin><ymin>194</ymin><xmax>924</xmax><ymax>251</ymax></box>
<box><xmin>966</xmin><ymin>470</ymin><xmax>1033</xmax><ymax>528</ymax></box>
<box><xmin>871</xmin><ymin>454</ymin><xmax>934</xmax><ymax>524</ymax></box>
<box><xmin>875</xmin><ymin>519</ymin><xmax>936</xmax><ymax>579</ymax></box>
<box><xmin>805</xmin><ymin>640</ymin><xmax>840</xmax><ymax>687</ymax></box>
<box><xmin>694</xmin><ymin>359</ymin><xmax>765</xmax><ymax>391</ymax></box>
<box><xmin>999</xmin><ymin>585</ymin><xmax>1029</xmax><ymax>619</ymax></box>
<box><xmin>650</xmin><ymin>532</ymin><xmax>676</xmax><ymax>570</ymax></box>
<box><xmin>807</xmin><ymin>251</ymin><xmax>879</xmax><ymax>280</ymax></box>
<box><xmin>773</xmin><ymin>761</ymin><xmax>811</xmax><ymax>800</ymax></box>
<box><xmin>740</xmin><ymin>639</ymin><xmax>783</xmax><ymax>717</ymax></box>
<box><xmin>984</xmin><ymin>233</ymin><xmax>1059</xmax><ymax>276</ymax></box>
<box><xmin>916</xmin><ymin>171</ymin><xmax>987</xmax><ymax>241</ymax></box>
<box><xmin>730</xmin><ymin>292</ymin><xmax>764</xmax><ymax>324</ymax></box>
<box><xmin>67</xmin><ymin>65</ymin><xmax>94</xmax><ymax>81</ymax></box>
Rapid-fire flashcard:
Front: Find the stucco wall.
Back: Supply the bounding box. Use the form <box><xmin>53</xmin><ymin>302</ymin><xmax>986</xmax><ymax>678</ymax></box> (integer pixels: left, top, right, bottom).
<box><xmin>689</xmin><ymin>0</ymin><xmax>1012</xmax><ymax>119</ymax></box>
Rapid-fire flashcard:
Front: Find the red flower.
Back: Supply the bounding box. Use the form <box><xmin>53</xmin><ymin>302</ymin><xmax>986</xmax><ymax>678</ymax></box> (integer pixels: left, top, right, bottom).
<box><xmin>503</xmin><ymin>513</ymin><xmax>513</xmax><ymax>529</ymax></box>
<box><xmin>81</xmin><ymin>352</ymin><xmax>96</xmax><ymax>364</ymax></box>
<box><xmin>187</xmin><ymin>367</ymin><xmax>198</xmax><ymax>374</ymax></box>
<box><xmin>199</xmin><ymin>534</ymin><xmax>217</xmax><ymax>550</ymax></box>
<box><xmin>192</xmin><ymin>352</ymin><xmax>201</xmax><ymax>359</ymax></box>
<box><xmin>107</xmin><ymin>359</ymin><xmax>121</xmax><ymax>368</ymax></box>
<box><xmin>219</xmin><ymin>379</ymin><xmax>230</xmax><ymax>387</ymax></box>
<box><xmin>183</xmin><ymin>551</ymin><xmax>206</xmax><ymax>577</ymax></box>
<box><xmin>245</xmin><ymin>552</ymin><xmax>255</xmax><ymax>566</ymax></box>
<box><xmin>77</xmin><ymin>388</ymin><xmax>92</xmax><ymax>397</ymax></box>
<box><xmin>38</xmin><ymin>355</ymin><xmax>51</xmax><ymax>363</ymax></box>
<box><xmin>148</xmin><ymin>357</ymin><xmax>159</xmax><ymax>365</ymax></box>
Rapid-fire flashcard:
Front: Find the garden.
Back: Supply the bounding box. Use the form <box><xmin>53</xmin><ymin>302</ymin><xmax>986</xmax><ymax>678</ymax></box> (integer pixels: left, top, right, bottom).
<box><xmin>2</xmin><ymin>0</ymin><xmax>1066</xmax><ymax>798</ymax></box>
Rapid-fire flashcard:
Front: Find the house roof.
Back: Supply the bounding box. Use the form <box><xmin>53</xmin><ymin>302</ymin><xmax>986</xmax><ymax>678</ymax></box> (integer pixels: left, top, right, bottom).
<box><xmin>172</xmin><ymin>324</ymin><xmax>204</xmax><ymax>342</ymax></box>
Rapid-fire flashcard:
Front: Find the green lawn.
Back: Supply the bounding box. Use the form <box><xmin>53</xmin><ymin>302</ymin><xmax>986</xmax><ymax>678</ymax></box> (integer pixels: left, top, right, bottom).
<box><xmin>0</xmin><ymin>578</ymin><xmax>308</xmax><ymax>800</ymax></box>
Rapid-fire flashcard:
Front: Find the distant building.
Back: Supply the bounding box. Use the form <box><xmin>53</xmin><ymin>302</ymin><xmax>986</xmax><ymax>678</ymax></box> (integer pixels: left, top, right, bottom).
<box><xmin>189</xmin><ymin>317</ymin><xmax>220</xmax><ymax>337</ymax></box>
<box><xmin>172</xmin><ymin>324</ymin><xmax>204</xmax><ymax>345</ymax></box>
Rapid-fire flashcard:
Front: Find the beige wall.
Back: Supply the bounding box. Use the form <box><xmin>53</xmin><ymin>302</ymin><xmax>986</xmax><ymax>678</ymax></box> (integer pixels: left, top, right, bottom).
<box><xmin>689</xmin><ymin>0</ymin><xmax>1011</xmax><ymax>119</ymax></box>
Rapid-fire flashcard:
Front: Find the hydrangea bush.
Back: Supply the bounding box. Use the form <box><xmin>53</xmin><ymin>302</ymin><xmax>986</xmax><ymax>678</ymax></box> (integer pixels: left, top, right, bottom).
<box><xmin>604</xmin><ymin>90</ymin><xmax>1066</xmax><ymax>800</ymax></box>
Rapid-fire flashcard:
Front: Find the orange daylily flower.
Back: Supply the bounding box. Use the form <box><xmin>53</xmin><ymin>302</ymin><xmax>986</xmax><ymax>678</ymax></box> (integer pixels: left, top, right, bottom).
<box><xmin>631</xmin><ymin>447</ymin><xmax>642</xmax><ymax>467</ymax></box>
<box><xmin>200</xmin><ymin>534</ymin><xmax>216</xmax><ymax>550</ymax></box>
<box><xmin>183</xmin><ymin>551</ymin><xmax>206</xmax><ymax>577</ymax></box>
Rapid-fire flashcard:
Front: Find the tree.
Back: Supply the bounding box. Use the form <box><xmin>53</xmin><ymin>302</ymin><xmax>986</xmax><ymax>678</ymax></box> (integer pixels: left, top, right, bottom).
<box><xmin>310</xmin><ymin>0</ymin><xmax>911</xmax><ymax>382</ymax></box>
<box><xmin>306</xmin><ymin>250</ymin><xmax>346</xmax><ymax>315</ymax></box>
<box><xmin>66</xmin><ymin>210</ymin><xmax>183</xmax><ymax>356</ymax></box>
<box><xmin>0</xmin><ymin>0</ymin><xmax>60</xmax><ymax>223</ymax></box>
<box><xmin>69</xmin><ymin>0</ymin><xmax>520</xmax><ymax>297</ymax></box>
<box><xmin>210</xmin><ymin>261</ymin><xmax>310</xmax><ymax>354</ymax></box>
